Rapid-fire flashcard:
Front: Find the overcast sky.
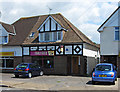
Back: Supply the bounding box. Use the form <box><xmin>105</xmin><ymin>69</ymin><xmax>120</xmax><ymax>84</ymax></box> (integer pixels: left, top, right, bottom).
<box><xmin>0</xmin><ymin>0</ymin><xmax>119</xmax><ymax>44</ymax></box>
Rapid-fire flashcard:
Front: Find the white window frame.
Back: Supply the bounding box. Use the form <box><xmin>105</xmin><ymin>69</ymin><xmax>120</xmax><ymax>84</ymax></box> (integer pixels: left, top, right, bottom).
<box><xmin>0</xmin><ymin>36</ymin><xmax>8</xmax><ymax>44</ymax></box>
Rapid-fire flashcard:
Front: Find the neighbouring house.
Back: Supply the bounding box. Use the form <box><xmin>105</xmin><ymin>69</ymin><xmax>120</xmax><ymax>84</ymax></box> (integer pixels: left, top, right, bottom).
<box><xmin>0</xmin><ymin>22</ymin><xmax>22</xmax><ymax>72</ymax></box>
<box><xmin>1</xmin><ymin>13</ymin><xmax>100</xmax><ymax>76</ymax></box>
<box><xmin>97</xmin><ymin>6</ymin><xmax>120</xmax><ymax>77</ymax></box>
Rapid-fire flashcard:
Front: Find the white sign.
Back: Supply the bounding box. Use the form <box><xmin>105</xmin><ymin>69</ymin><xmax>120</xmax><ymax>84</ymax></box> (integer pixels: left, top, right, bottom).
<box><xmin>23</xmin><ymin>47</ymin><xmax>29</xmax><ymax>55</ymax></box>
<box><xmin>65</xmin><ymin>46</ymin><xmax>72</xmax><ymax>54</ymax></box>
<box><xmin>30</xmin><ymin>47</ymin><xmax>37</xmax><ymax>51</ymax></box>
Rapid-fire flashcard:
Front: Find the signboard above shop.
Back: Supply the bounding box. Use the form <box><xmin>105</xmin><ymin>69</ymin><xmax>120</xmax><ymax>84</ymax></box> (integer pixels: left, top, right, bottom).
<box><xmin>30</xmin><ymin>51</ymin><xmax>54</xmax><ymax>56</ymax></box>
<box><xmin>23</xmin><ymin>44</ymin><xmax>83</xmax><ymax>56</ymax></box>
<box><xmin>0</xmin><ymin>52</ymin><xmax>14</xmax><ymax>56</ymax></box>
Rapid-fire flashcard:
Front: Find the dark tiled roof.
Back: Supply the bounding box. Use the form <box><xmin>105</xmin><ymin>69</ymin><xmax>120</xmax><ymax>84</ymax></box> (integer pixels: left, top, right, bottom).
<box><xmin>6</xmin><ymin>13</ymin><xmax>99</xmax><ymax>48</ymax></box>
<box><xmin>0</xmin><ymin>22</ymin><xmax>15</xmax><ymax>34</ymax></box>
<box><xmin>6</xmin><ymin>16</ymin><xmax>39</xmax><ymax>45</ymax></box>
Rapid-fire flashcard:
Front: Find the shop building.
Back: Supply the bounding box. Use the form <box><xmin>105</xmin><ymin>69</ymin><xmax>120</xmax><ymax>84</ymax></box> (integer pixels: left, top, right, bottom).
<box><xmin>1</xmin><ymin>14</ymin><xmax>100</xmax><ymax>76</ymax></box>
<box><xmin>0</xmin><ymin>22</ymin><xmax>22</xmax><ymax>72</ymax></box>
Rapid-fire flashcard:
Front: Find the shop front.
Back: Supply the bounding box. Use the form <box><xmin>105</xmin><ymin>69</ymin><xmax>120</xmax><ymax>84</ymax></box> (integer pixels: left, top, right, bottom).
<box><xmin>0</xmin><ymin>52</ymin><xmax>14</xmax><ymax>72</ymax></box>
<box><xmin>22</xmin><ymin>44</ymin><xmax>86</xmax><ymax>75</ymax></box>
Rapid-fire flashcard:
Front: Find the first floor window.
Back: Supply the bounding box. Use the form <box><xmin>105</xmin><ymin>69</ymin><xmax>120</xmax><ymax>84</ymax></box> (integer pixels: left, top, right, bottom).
<box><xmin>0</xmin><ymin>59</ymin><xmax>14</xmax><ymax>68</ymax></box>
<box><xmin>115</xmin><ymin>31</ymin><xmax>119</xmax><ymax>40</ymax></box>
<box><xmin>39</xmin><ymin>31</ymin><xmax>63</xmax><ymax>42</ymax></box>
<box><xmin>58</xmin><ymin>31</ymin><xmax>61</xmax><ymax>40</ymax></box>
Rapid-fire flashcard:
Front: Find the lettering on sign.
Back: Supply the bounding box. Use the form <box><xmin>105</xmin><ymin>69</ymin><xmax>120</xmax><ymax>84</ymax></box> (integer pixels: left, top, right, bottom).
<box><xmin>30</xmin><ymin>51</ymin><xmax>54</xmax><ymax>56</ymax></box>
<box><xmin>47</xmin><ymin>46</ymin><xmax>55</xmax><ymax>50</ymax></box>
<box><xmin>30</xmin><ymin>47</ymin><xmax>37</xmax><ymax>51</ymax></box>
<box><xmin>39</xmin><ymin>46</ymin><xmax>46</xmax><ymax>51</ymax></box>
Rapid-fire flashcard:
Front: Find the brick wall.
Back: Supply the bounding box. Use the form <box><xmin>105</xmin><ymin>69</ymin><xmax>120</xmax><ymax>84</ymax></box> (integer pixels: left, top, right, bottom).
<box><xmin>23</xmin><ymin>56</ymin><xmax>32</xmax><ymax>63</ymax></box>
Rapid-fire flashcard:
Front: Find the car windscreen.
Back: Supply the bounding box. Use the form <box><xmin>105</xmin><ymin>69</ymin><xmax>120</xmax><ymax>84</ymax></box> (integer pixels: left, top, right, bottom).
<box><xmin>95</xmin><ymin>65</ymin><xmax>111</xmax><ymax>71</ymax></box>
<box><xmin>16</xmin><ymin>64</ymin><xmax>28</xmax><ymax>68</ymax></box>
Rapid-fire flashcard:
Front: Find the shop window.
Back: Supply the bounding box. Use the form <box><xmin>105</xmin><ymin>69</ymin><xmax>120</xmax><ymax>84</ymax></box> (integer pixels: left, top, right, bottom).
<box><xmin>32</xmin><ymin>56</ymin><xmax>54</xmax><ymax>68</ymax></box>
<box><xmin>0</xmin><ymin>59</ymin><xmax>14</xmax><ymax>68</ymax></box>
<box><xmin>44</xmin><ymin>59</ymin><xmax>54</xmax><ymax>68</ymax></box>
<box><xmin>6</xmin><ymin>59</ymin><xmax>14</xmax><ymax>68</ymax></box>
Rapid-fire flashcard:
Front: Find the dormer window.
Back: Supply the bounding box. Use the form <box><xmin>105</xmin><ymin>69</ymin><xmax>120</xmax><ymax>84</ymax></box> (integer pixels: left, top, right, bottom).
<box><xmin>29</xmin><ymin>32</ymin><xmax>35</xmax><ymax>38</ymax></box>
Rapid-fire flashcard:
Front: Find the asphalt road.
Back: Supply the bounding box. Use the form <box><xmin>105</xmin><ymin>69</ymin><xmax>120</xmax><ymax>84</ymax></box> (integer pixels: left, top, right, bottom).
<box><xmin>0</xmin><ymin>73</ymin><xmax>119</xmax><ymax>91</ymax></box>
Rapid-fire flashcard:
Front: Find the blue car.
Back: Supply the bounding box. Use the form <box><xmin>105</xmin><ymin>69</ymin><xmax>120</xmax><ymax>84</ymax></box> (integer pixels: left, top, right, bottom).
<box><xmin>14</xmin><ymin>63</ymin><xmax>43</xmax><ymax>78</ymax></box>
<box><xmin>92</xmin><ymin>63</ymin><xmax>117</xmax><ymax>85</ymax></box>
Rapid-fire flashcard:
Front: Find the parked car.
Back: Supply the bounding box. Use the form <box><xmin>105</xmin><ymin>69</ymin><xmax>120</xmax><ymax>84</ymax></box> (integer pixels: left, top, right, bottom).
<box><xmin>92</xmin><ymin>63</ymin><xmax>117</xmax><ymax>85</ymax></box>
<box><xmin>14</xmin><ymin>63</ymin><xmax>43</xmax><ymax>78</ymax></box>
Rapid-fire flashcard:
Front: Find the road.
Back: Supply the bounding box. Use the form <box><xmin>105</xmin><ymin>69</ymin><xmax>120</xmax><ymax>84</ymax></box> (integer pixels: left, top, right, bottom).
<box><xmin>0</xmin><ymin>73</ymin><xmax>119</xmax><ymax>91</ymax></box>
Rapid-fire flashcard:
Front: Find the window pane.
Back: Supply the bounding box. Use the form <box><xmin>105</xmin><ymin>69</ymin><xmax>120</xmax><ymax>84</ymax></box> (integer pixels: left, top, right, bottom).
<box><xmin>6</xmin><ymin>59</ymin><xmax>14</xmax><ymax>68</ymax></box>
<box><xmin>45</xmin><ymin>32</ymin><xmax>49</xmax><ymax>41</ymax></box>
<box><xmin>115</xmin><ymin>27</ymin><xmax>119</xmax><ymax>30</ymax></box>
<box><xmin>44</xmin><ymin>59</ymin><xmax>54</xmax><ymax>68</ymax></box>
<box><xmin>58</xmin><ymin>31</ymin><xmax>61</xmax><ymax>40</ymax></box>
<box><xmin>0</xmin><ymin>59</ymin><xmax>4</xmax><ymax>67</ymax></box>
<box><xmin>54</xmin><ymin>32</ymin><xmax>57</xmax><ymax>41</ymax></box>
<box><xmin>49</xmin><ymin>32</ymin><xmax>52</xmax><ymax>41</ymax></box>
<box><xmin>5</xmin><ymin>36</ymin><xmax>7</xmax><ymax>43</ymax></box>
<box><xmin>40</xmin><ymin>33</ymin><xmax>44</xmax><ymax>41</ymax></box>
<box><xmin>115</xmin><ymin>31</ymin><xmax>119</xmax><ymax>40</ymax></box>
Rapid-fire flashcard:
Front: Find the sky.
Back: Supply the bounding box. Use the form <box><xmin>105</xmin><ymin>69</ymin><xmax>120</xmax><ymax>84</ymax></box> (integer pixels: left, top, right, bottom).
<box><xmin>0</xmin><ymin>0</ymin><xmax>119</xmax><ymax>44</ymax></box>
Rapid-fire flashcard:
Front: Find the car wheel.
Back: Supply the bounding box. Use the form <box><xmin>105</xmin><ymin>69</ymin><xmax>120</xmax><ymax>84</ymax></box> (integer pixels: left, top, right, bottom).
<box><xmin>112</xmin><ymin>81</ymin><xmax>115</xmax><ymax>85</ymax></box>
<box><xmin>115</xmin><ymin>78</ymin><xmax>117</xmax><ymax>81</ymax></box>
<box><xmin>28</xmin><ymin>73</ymin><xmax>32</xmax><ymax>78</ymax></box>
<box><xmin>92</xmin><ymin>81</ymin><xmax>96</xmax><ymax>85</ymax></box>
<box><xmin>40</xmin><ymin>71</ymin><xmax>43</xmax><ymax>76</ymax></box>
<box><xmin>15</xmin><ymin>75</ymin><xmax>19</xmax><ymax>78</ymax></box>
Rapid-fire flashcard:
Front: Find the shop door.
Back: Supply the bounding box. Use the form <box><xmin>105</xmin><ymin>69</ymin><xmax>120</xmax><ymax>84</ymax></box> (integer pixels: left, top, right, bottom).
<box><xmin>72</xmin><ymin>57</ymin><xmax>79</xmax><ymax>74</ymax></box>
<box><xmin>67</xmin><ymin>56</ymin><xmax>72</xmax><ymax>75</ymax></box>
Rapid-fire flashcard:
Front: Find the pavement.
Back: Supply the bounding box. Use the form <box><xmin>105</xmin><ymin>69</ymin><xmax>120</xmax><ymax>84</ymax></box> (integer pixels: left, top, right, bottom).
<box><xmin>0</xmin><ymin>73</ymin><xmax>119</xmax><ymax>91</ymax></box>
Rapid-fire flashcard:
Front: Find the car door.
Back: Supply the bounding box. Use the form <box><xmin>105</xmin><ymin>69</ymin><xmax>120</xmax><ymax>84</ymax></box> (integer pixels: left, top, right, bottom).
<box><xmin>35</xmin><ymin>65</ymin><xmax>41</xmax><ymax>75</ymax></box>
<box><xmin>29</xmin><ymin>64</ymin><xmax>34</xmax><ymax>75</ymax></box>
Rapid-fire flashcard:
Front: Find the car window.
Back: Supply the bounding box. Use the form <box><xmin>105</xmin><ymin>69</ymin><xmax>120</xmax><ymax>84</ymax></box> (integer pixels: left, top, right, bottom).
<box><xmin>96</xmin><ymin>65</ymin><xmax>111</xmax><ymax>71</ymax></box>
<box><xmin>30</xmin><ymin>64</ymin><xmax>39</xmax><ymax>68</ymax></box>
<box><xmin>16</xmin><ymin>64</ymin><xmax>28</xmax><ymax>68</ymax></box>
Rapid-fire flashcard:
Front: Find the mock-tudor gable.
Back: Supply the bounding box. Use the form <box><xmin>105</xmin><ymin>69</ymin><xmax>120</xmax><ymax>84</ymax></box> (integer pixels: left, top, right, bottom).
<box><xmin>38</xmin><ymin>16</ymin><xmax>65</xmax><ymax>32</ymax></box>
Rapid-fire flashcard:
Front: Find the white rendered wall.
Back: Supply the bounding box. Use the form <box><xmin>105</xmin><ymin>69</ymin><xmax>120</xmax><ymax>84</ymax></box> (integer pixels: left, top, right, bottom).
<box><xmin>0</xmin><ymin>46</ymin><xmax>22</xmax><ymax>56</ymax></box>
<box><xmin>100</xmin><ymin>27</ymin><xmax>119</xmax><ymax>55</ymax></box>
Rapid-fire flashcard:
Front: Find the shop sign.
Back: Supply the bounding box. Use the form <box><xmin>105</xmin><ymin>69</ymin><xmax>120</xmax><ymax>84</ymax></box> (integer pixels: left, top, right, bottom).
<box><xmin>30</xmin><ymin>51</ymin><xmax>54</xmax><ymax>56</ymax></box>
<box><xmin>0</xmin><ymin>52</ymin><xmax>14</xmax><ymax>56</ymax></box>
<box><xmin>39</xmin><ymin>46</ymin><xmax>46</xmax><ymax>51</ymax></box>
